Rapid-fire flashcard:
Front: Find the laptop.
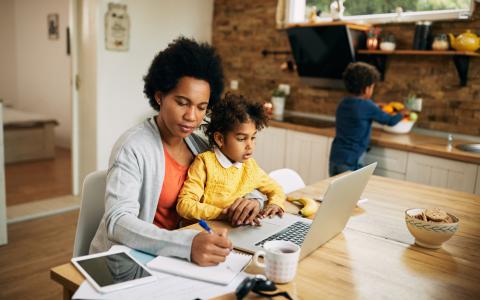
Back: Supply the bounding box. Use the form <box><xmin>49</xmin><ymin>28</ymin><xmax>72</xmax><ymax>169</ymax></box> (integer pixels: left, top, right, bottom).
<box><xmin>229</xmin><ymin>162</ymin><xmax>377</xmax><ymax>260</ymax></box>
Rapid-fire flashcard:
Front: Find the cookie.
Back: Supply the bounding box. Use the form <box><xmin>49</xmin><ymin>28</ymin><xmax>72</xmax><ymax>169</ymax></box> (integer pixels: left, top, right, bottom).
<box><xmin>425</xmin><ymin>208</ymin><xmax>448</xmax><ymax>222</ymax></box>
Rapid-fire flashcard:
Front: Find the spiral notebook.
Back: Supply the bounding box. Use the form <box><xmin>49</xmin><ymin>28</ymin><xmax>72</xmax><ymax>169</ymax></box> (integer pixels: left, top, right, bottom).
<box><xmin>146</xmin><ymin>251</ymin><xmax>251</xmax><ymax>285</ymax></box>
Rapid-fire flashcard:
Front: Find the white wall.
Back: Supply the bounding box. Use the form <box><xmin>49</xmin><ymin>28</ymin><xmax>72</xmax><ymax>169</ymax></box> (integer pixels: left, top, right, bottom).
<box><xmin>14</xmin><ymin>0</ymin><xmax>71</xmax><ymax>148</ymax></box>
<box><xmin>94</xmin><ymin>0</ymin><xmax>214</xmax><ymax>169</ymax></box>
<box><xmin>0</xmin><ymin>0</ymin><xmax>17</xmax><ymax>107</ymax></box>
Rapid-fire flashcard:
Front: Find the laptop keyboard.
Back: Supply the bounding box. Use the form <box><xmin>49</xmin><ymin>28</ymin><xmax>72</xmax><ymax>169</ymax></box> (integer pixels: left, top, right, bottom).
<box><xmin>255</xmin><ymin>221</ymin><xmax>311</xmax><ymax>247</ymax></box>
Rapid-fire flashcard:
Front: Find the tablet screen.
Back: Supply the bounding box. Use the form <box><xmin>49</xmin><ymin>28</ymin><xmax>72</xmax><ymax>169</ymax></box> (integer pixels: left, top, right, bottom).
<box><xmin>75</xmin><ymin>252</ymin><xmax>153</xmax><ymax>287</ymax></box>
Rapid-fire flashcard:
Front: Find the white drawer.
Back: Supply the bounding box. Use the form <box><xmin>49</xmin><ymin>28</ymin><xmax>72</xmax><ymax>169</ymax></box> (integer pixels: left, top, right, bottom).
<box><xmin>365</xmin><ymin>146</ymin><xmax>408</xmax><ymax>173</ymax></box>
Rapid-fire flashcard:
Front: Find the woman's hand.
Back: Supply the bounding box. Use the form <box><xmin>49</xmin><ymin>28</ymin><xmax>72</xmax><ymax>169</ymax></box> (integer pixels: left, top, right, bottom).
<box><xmin>222</xmin><ymin>198</ymin><xmax>261</xmax><ymax>226</ymax></box>
<box><xmin>260</xmin><ymin>204</ymin><xmax>284</xmax><ymax>219</ymax></box>
<box><xmin>191</xmin><ymin>228</ymin><xmax>232</xmax><ymax>266</ymax></box>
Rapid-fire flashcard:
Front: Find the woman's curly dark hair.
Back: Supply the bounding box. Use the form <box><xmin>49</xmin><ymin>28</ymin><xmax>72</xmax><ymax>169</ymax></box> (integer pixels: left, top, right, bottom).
<box><xmin>204</xmin><ymin>93</ymin><xmax>269</xmax><ymax>148</ymax></box>
<box><xmin>343</xmin><ymin>62</ymin><xmax>380</xmax><ymax>95</ymax></box>
<box><xmin>143</xmin><ymin>37</ymin><xmax>224</xmax><ymax>111</ymax></box>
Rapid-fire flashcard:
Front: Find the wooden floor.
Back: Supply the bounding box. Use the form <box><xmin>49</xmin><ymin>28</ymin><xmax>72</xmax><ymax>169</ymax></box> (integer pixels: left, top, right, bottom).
<box><xmin>5</xmin><ymin>148</ymin><xmax>72</xmax><ymax>206</ymax></box>
<box><xmin>0</xmin><ymin>210</ymin><xmax>78</xmax><ymax>300</ymax></box>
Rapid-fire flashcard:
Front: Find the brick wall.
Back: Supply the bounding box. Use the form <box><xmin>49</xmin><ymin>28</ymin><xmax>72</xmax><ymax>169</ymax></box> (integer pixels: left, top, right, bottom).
<box><xmin>212</xmin><ymin>0</ymin><xmax>480</xmax><ymax>135</ymax></box>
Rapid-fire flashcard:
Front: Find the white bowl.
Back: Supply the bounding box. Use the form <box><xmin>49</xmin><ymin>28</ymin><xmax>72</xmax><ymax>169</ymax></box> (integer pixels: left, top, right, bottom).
<box><xmin>405</xmin><ymin>208</ymin><xmax>459</xmax><ymax>249</ymax></box>
<box><xmin>380</xmin><ymin>42</ymin><xmax>396</xmax><ymax>51</ymax></box>
<box><xmin>383</xmin><ymin>120</ymin><xmax>415</xmax><ymax>134</ymax></box>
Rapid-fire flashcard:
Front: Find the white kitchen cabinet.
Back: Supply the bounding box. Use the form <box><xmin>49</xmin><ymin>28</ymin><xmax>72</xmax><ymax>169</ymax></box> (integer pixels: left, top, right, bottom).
<box><xmin>364</xmin><ymin>146</ymin><xmax>408</xmax><ymax>180</ymax></box>
<box><xmin>326</xmin><ymin>137</ymin><xmax>334</xmax><ymax>174</ymax></box>
<box><xmin>374</xmin><ymin>168</ymin><xmax>406</xmax><ymax>180</ymax></box>
<box><xmin>406</xmin><ymin>153</ymin><xmax>478</xmax><ymax>193</ymax></box>
<box><xmin>475</xmin><ymin>166</ymin><xmax>480</xmax><ymax>196</ymax></box>
<box><xmin>285</xmin><ymin>130</ymin><xmax>330</xmax><ymax>184</ymax></box>
<box><xmin>254</xmin><ymin>127</ymin><xmax>287</xmax><ymax>173</ymax></box>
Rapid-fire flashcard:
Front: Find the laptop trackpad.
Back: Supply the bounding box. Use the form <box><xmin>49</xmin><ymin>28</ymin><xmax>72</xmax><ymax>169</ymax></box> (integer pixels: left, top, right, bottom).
<box><xmin>229</xmin><ymin>215</ymin><xmax>298</xmax><ymax>244</ymax></box>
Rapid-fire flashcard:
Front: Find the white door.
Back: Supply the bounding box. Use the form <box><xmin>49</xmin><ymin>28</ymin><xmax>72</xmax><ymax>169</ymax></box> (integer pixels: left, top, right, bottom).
<box><xmin>70</xmin><ymin>0</ymin><xmax>98</xmax><ymax>194</ymax></box>
<box><xmin>285</xmin><ymin>130</ymin><xmax>330</xmax><ymax>184</ymax></box>
<box><xmin>0</xmin><ymin>104</ymin><xmax>7</xmax><ymax>245</ymax></box>
<box><xmin>406</xmin><ymin>153</ymin><xmax>477</xmax><ymax>193</ymax></box>
<box><xmin>69</xmin><ymin>0</ymin><xmax>80</xmax><ymax>195</ymax></box>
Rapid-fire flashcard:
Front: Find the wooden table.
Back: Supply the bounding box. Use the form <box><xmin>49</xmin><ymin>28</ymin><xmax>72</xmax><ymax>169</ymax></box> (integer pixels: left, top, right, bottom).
<box><xmin>51</xmin><ymin>175</ymin><xmax>480</xmax><ymax>299</ymax></box>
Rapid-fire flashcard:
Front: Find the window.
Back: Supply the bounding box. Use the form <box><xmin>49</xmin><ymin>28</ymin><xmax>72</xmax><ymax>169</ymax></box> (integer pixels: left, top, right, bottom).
<box><xmin>291</xmin><ymin>0</ymin><xmax>475</xmax><ymax>24</ymax></box>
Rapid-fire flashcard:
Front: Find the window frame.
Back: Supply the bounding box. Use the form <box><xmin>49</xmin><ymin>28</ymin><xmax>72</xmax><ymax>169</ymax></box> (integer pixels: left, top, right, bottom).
<box><xmin>291</xmin><ymin>1</ymin><xmax>476</xmax><ymax>25</ymax></box>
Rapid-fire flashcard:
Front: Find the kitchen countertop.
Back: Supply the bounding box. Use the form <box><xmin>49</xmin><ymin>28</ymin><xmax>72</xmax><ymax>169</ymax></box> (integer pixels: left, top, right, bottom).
<box><xmin>269</xmin><ymin>116</ymin><xmax>480</xmax><ymax>164</ymax></box>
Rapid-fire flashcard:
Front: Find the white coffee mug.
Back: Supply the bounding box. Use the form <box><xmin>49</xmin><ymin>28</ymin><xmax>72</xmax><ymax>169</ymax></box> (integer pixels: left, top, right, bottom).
<box><xmin>253</xmin><ymin>241</ymin><xmax>300</xmax><ymax>283</ymax></box>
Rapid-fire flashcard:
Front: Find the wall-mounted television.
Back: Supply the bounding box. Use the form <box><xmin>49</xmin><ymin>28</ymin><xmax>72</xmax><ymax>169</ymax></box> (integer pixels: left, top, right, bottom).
<box><xmin>286</xmin><ymin>25</ymin><xmax>366</xmax><ymax>89</ymax></box>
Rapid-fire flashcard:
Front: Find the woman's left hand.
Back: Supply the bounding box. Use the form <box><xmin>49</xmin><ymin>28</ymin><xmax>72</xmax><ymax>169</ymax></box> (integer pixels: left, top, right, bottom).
<box><xmin>260</xmin><ymin>204</ymin><xmax>284</xmax><ymax>219</ymax></box>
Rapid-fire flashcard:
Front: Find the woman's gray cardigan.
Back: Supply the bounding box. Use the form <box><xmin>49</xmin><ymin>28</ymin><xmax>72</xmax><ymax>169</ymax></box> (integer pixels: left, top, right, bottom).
<box><xmin>90</xmin><ymin>118</ymin><xmax>264</xmax><ymax>260</ymax></box>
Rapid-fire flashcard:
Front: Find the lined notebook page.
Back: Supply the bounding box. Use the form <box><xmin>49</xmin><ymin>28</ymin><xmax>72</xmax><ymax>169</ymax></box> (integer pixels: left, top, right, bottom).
<box><xmin>146</xmin><ymin>251</ymin><xmax>251</xmax><ymax>285</ymax></box>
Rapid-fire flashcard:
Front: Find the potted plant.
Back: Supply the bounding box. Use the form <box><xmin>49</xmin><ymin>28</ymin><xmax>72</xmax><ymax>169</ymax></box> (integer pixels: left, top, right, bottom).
<box><xmin>271</xmin><ymin>88</ymin><xmax>287</xmax><ymax>117</ymax></box>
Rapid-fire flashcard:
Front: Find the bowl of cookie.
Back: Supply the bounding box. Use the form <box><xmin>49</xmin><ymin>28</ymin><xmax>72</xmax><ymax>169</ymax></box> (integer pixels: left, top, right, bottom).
<box><xmin>405</xmin><ymin>207</ymin><xmax>459</xmax><ymax>249</ymax></box>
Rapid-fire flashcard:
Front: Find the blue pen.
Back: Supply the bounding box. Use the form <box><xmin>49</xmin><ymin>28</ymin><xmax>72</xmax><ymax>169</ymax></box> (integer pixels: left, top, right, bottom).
<box><xmin>199</xmin><ymin>219</ymin><xmax>213</xmax><ymax>234</ymax></box>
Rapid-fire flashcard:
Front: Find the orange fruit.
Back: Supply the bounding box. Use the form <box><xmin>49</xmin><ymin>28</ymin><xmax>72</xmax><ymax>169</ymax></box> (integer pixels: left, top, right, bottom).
<box><xmin>382</xmin><ymin>105</ymin><xmax>394</xmax><ymax>114</ymax></box>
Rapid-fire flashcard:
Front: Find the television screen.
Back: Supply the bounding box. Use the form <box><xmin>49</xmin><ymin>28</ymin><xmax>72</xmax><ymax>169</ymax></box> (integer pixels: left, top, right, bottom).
<box><xmin>286</xmin><ymin>25</ymin><xmax>365</xmax><ymax>89</ymax></box>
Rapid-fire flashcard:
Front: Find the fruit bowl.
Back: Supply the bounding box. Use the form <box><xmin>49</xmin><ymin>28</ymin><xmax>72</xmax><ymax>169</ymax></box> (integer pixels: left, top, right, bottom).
<box><xmin>383</xmin><ymin>120</ymin><xmax>415</xmax><ymax>134</ymax></box>
<box><xmin>405</xmin><ymin>208</ymin><xmax>459</xmax><ymax>249</ymax></box>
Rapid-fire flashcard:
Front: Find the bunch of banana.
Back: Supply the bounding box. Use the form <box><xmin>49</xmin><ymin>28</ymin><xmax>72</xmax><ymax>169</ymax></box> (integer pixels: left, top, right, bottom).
<box><xmin>286</xmin><ymin>196</ymin><xmax>318</xmax><ymax>217</ymax></box>
<box><xmin>390</xmin><ymin>101</ymin><xmax>405</xmax><ymax>111</ymax></box>
<box><xmin>380</xmin><ymin>101</ymin><xmax>405</xmax><ymax>115</ymax></box>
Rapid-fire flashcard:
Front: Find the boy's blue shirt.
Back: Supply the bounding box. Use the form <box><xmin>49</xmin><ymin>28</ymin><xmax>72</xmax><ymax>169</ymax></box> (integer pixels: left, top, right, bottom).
<box><xmin>329</xmin><ymin>96</ymin><xmax>403</xmax><ymax>166</ymax></box>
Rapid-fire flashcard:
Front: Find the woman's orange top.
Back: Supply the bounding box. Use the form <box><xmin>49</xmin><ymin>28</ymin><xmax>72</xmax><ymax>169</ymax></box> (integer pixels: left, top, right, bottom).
<box><xmin>153</xmin><ymin>146</ymin><xmax>189</xmax><ymax>230</ymax></box>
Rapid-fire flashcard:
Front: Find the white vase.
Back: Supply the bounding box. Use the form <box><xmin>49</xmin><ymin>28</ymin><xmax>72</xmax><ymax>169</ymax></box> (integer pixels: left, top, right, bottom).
<box><xmin>330</xmin><ymin>0</ymin><xmax>345</xmax><ymax>20</ymax></box>
<box><xmin>271</xmin><ymin>96</ymin><xmax>286</xmax><ymax>117</ymax></box>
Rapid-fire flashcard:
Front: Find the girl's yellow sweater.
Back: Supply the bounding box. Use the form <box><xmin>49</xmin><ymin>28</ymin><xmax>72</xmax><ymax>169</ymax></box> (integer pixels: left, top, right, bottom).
<box><xmin>177</xmin><ymin>150</ymin><xmax>285</xmax><ymax>220</ymax></box>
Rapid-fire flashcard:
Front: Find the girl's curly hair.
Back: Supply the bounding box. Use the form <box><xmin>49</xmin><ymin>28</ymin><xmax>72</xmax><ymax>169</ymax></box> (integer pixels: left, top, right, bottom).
<box><xmin>203</xmin><ymin>93</ymin><xmax>269</xmax><ymax>148</ymax></box>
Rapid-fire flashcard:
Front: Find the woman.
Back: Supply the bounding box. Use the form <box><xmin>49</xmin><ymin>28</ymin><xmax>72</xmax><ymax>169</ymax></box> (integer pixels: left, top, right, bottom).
<box><xmin>89</xmin><ymin>37</ymin><xmax>265</xmax><ymax>266</ymax></box>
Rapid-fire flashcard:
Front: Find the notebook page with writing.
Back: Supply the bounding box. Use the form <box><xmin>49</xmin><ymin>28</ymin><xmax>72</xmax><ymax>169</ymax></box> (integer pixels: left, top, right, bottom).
<box><xmin>146</xmin><ymin>251</ymin><xmax>251</xmax><ymax>285</ymax></box>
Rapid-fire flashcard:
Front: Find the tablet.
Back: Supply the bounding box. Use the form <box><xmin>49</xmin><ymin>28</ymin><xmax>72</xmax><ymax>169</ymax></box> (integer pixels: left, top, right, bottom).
<box><xmin>71</xmin><ymin>250</ymin><xmax>156</xmax><ymax>293</ymax></box>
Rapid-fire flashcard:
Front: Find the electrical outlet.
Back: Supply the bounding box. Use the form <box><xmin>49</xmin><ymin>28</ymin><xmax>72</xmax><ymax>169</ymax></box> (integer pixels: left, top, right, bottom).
<box><xmin>278</xmin><ymin>84</ymin><xmax>290</xmax><ymax>95</ymax></box>
<box><xmin>230</xmin><ymin>80</ymin><xmax>239</xmax><ymax>90</ymax></box>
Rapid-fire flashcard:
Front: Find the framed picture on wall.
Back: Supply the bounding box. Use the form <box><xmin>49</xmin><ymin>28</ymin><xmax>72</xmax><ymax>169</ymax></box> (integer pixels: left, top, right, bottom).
<box><xmin>47</xmin><ymin>13</ymin><xmax>59</xmax><ymax>40</ymax></box>
<box><xmin>105</xmin><ymin>3</ymin><xmax>130</xmax><ymax>51</ymax></box>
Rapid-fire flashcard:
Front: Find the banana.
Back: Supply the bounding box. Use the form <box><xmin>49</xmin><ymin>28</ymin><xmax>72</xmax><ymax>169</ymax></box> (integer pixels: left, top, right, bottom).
<box><xmin>287</xmin><ymin>196</ymin><xmax>318</xmax><ymax>217</ymax></box>
<box><xmin>390</xmin><ymin>101</ymin><xmax>405</xmax><ymax>111</ymax></box>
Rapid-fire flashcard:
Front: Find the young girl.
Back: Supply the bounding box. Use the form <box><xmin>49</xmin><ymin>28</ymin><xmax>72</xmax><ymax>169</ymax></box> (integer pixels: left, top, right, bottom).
<box><xmin>177</xmin><ymin>93</ymin><xmax>285</xmax><ymax>224</ymax></box>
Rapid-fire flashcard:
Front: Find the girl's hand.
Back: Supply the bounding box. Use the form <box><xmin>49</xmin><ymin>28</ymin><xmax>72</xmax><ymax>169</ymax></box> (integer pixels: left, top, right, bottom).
<box><xmin>260</xmin><ymin>204</ymin><xmax>284</xmax><ymax>219</ymax></box>
<box><xmin>222</xmin><ymin>198</ymin><xmax>261</xmax><ymax>226</ymax></box>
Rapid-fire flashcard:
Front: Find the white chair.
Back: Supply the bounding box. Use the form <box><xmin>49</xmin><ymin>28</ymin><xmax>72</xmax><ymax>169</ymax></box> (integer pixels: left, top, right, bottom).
<box><xmin>72</xmin><ymin>170</ymin><xmax>107</xmax><ymax>257</ymax></box>
<box><xmin>269</xmin><ymin>168</ymin><xmax>306</xmax><ymax>194</ymax></box>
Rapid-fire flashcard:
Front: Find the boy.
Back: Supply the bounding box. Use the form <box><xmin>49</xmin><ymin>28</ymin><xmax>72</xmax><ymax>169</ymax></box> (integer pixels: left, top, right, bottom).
<box><xmin>329</xmin><ymin>62</ymin><xmax>403</xmax><ymax>176</ymax></box>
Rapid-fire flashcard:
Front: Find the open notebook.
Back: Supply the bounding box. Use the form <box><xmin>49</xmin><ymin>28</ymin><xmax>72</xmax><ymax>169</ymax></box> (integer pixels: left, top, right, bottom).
<box><xmin>146</xmin><ymin>251</ymin><xmax>251</xmax><ymax>285</ymax></box>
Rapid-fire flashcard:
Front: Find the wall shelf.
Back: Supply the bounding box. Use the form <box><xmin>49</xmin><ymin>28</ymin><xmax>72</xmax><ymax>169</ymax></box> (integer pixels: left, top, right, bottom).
<box><xmin>357</xmin><ymin>49</ymin><xmax>480</xmax><ymax>86</ymax></box>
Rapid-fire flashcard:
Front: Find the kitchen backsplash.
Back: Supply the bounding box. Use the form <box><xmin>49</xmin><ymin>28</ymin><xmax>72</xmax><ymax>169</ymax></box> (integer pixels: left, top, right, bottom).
<box><xmin>212</xmin><ymin>0</ymin><xmax>480</xmax><ymax>136</ymax></box>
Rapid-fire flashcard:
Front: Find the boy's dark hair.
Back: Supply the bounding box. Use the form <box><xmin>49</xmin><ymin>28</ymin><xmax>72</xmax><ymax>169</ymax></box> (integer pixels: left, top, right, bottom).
<box><xmin>143</xmin><ymin>37</ymin><xmax>224</xmax><ymax>111</ymax></box>
<box><xmin>342</xmin><ymin>62</ymin><xmax>380</xmax><ymax>95</ymax></box>
<box><xmin>204</xmin><ymin>93</ymin><xmax>269</xmax><ymax>148</ymax></box>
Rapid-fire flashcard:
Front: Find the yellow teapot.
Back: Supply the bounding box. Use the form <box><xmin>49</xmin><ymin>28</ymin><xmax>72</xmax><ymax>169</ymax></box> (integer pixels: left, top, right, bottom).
<box><xmin>448</xmin><ymin>30</ymin><xmax>479</xmax><ymax>52</ymax></box>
